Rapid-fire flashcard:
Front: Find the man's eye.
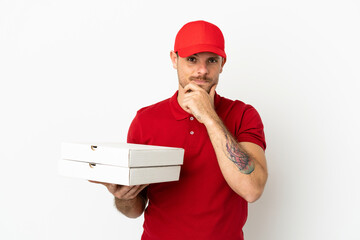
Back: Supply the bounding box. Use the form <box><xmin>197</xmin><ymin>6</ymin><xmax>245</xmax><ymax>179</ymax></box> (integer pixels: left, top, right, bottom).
<box><xmin>187</xmin><ymin>57</ymin><xmax>196</xmax><ymax>62</ymax></box>
<box><xmin>209</xmin><ymin>58</ymin><xmax>218</xmax><ymax>63</ymax></box>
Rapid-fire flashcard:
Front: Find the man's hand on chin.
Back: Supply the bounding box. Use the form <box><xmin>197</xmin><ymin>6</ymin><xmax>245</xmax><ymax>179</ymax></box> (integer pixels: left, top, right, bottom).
<box><xmin>182</xmin><ymin>83</ymin><xmax>218</xmax><ymax>125</ymax></box>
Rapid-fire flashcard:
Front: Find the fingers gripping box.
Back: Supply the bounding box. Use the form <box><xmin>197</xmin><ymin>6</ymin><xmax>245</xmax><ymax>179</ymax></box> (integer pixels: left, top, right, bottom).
<box><xmin>58</xmin><ymin>142</ymin><xmax>184</xmax><ymax>186</ymax></box>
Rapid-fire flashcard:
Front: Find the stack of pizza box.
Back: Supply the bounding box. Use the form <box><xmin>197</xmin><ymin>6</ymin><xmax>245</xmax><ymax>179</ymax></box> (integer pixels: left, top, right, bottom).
<box><xmin>59</xmin><ymin>142</ymin><xmax>184</xmax><ymax>186</ymax></box>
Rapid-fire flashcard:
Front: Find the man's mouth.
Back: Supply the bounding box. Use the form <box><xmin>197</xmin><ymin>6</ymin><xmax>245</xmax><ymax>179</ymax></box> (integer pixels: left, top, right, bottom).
<box><xmin>193</xmin><ymin>79</ymin><xmax>207</xmax><ymax>84</ymax></box>
<box><xmin>190</xmin><ymin>77</ymin><xmax>210</xmax><ymax>84</ymax></box>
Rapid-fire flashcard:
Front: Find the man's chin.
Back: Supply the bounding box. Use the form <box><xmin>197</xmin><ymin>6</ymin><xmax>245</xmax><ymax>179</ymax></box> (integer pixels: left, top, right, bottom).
<box><xmin>200</xmin><ymin>84</ymin><xmax>214</xmax><ymax>93</ymax></box>
<box><xmin>192</xmin><ymin>81</ymin><xmax>212</xmax><ymax>93</ymax></box>
<box><xmin>202</xmin><ymin>86</ymin><xmax>212</xmax><ymax>93</ymax></box>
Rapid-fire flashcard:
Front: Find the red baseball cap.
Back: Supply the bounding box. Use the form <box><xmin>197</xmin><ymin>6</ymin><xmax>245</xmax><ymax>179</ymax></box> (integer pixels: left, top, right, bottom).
<box><xmin>174</xmin><ymin>20</ymin><xmax>226</xmax><ymax>59</ymax></box>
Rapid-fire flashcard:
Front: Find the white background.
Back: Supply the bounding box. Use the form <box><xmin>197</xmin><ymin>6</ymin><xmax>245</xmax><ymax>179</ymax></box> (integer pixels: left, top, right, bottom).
<box><xmin>1</xmin><ymin>0</ymin><xmax>359</xmax><ymax>239</ymax></box>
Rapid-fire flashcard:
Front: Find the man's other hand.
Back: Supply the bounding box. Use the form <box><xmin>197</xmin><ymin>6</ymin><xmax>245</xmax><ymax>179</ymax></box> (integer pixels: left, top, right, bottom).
<box><xmin>89</xmin><ymin>180</ymin><xmax>148</xmax><ymax>200</ymax></box>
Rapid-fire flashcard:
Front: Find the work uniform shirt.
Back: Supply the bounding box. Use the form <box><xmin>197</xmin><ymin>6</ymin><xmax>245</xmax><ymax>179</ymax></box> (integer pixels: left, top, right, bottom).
<box><xmin>127</xmin><ymin>91</ymin><xmax>266</xmax><ymax>240</ymax></box>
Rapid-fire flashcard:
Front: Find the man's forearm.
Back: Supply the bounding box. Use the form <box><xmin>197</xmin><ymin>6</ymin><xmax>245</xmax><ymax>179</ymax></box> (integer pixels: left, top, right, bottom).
<box><xmin>114</xmin><ymin>195</ymin><xmax>147</xmax><ymax>218</ymax></box>
<box><xmin>222</xmin><ymin>126</ymin><xmax>255</xmax><ymax>174</ymax></box>
<box><xmin>204</xmin><ymin>116</ymin><xmax>267</xmax><ymax>202</ymax></box>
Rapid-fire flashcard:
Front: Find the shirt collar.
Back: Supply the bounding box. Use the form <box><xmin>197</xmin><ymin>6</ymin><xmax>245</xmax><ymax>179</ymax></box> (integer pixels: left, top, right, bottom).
<box><xmin>169</xmin><ymin>90</ymin><xmax>222</xmax><ymax>121</ymax></box>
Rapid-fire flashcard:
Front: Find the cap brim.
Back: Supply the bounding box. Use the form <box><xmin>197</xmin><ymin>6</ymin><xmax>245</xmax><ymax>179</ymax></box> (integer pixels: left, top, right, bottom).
<box><xmin>177</xmin><ymin>44</ymin><xmax>226</xmax><ymax>59</ymax></box>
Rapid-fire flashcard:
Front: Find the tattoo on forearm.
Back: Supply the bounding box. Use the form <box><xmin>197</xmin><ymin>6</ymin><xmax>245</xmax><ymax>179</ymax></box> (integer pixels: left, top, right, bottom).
<box><xmin>224</xmin><ymin>132</ymin><xmax>254</xmax><ymax>174</ymax></box>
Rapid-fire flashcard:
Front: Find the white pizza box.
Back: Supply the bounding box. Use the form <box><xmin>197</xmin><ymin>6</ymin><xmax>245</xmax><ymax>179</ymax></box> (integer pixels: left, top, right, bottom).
<box><xmin>58</xmin><ymin>159</ymin><xmax>181</xmax><ymax>186</ymax></box>
<box><xmin>61</xmin><ymin>142</ymin><xmax>184</xmax><ymax>167</ymax></box>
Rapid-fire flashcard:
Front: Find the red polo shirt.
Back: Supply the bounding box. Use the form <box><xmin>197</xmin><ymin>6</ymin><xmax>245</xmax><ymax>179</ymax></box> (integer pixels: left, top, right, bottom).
<box><xmin>127</xmin><ymin>91</ymin><xmax>266</xmax><ymax>240</ymax></box>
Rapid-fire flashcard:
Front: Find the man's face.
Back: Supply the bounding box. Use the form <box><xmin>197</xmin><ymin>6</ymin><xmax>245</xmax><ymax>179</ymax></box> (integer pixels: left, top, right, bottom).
<box><xmin>170</xmin><ymin>51</ymin><xmax>226</xmax><ymax>93</ymax></box>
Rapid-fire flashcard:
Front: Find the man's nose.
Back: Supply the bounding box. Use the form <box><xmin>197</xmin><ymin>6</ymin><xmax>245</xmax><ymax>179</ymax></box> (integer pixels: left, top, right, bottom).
<box><xmin>197</xmin><ymin>62</ymin><xmax>209</xmax><ymax>75</ymax></box>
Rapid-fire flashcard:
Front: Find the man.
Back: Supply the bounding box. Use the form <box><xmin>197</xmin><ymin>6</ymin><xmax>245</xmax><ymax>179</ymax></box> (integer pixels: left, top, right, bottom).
<box><xmin>94</xmin><ymin>20</ymin><xmax>267</xmax><ymax>240</ymax></box>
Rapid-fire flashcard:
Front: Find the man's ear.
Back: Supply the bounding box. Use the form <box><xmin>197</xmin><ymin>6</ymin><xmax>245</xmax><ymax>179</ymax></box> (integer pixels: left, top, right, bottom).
<box><xmin>220</xmin><ymin>57</ymin><xmax>226</xmax><ymax>73</ymax></box>
<box><xmin>170</xmin><ymin>51</ymin><xmax>178</xmax><ymax>69</ymax></box>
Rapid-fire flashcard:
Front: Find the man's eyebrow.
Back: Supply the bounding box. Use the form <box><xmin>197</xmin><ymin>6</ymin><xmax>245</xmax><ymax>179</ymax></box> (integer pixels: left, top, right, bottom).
<box><xmin>209</xmin><ymin>56</ymin><xmax>221</xmax><ymax>60</ymax></box>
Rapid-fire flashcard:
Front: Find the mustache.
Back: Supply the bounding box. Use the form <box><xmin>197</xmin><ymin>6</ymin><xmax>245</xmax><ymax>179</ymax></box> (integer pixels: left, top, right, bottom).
<box><xmin>189</xmin><ymin>76</ymin><xmax>211</xmax><ymax>81</ymax></box>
